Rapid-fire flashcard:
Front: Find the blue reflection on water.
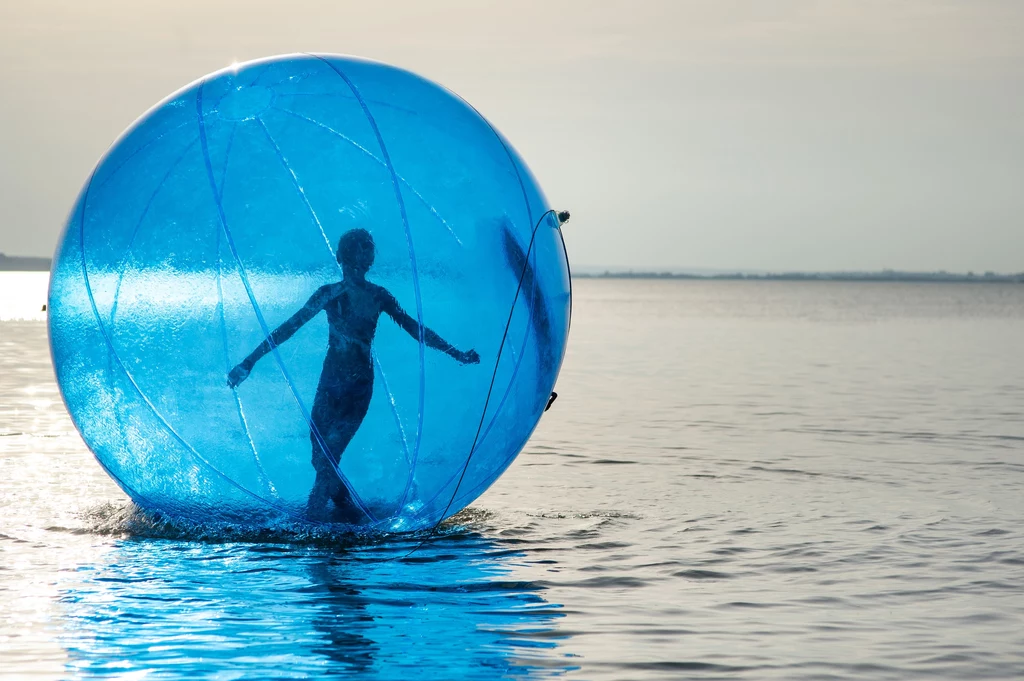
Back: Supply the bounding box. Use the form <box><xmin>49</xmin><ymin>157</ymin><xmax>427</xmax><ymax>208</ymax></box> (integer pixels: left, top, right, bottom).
<box><xmin>59</xmin><ymin>517</ymin><xmax>577</xmax><ymax>679</ymax></box>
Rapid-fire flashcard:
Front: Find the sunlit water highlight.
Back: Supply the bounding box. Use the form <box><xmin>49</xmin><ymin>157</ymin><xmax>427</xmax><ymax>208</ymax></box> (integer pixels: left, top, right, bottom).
<box><xmin>2</xmin><ymin>272</ymin><xmax>1023</xmax><ymax>679</ymax></box>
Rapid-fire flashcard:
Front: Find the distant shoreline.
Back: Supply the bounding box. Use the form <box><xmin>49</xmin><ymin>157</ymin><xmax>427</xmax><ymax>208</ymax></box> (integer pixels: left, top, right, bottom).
<box><xmin>2</xmin><ymin>255</ymin><xmax>1021</xmax><ymax>283</ymax></box>
<box><xmin>575</xmin><ymin>270</ymin><xmax>1024</xmax><ymax>283</ymax></box>
<box><xmin>0</xmin><ymin>254</ymin><xmax>51</xmax><ymax>271</ymax></box>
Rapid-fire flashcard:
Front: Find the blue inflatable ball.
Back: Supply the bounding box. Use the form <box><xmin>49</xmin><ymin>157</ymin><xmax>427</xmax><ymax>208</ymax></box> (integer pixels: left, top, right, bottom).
<box><xmin>48</xmin><ymin>54</ymin><xmax>571</xmax><ymax>531</ymax></box>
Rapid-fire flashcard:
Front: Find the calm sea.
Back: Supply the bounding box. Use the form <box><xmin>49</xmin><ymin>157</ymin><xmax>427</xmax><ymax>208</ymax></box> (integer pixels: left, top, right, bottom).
<box><xmin>2</xmin><ymin>271</ymin><xmax>1023</xmax><ymax>680</ymax></box>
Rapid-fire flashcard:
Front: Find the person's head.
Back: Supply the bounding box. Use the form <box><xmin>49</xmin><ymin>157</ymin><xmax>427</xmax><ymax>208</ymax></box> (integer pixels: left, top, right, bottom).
<box><xmin>337</xmin><ymin>228</ymin><xmax>375</xmax><ymax>277</ymax></box>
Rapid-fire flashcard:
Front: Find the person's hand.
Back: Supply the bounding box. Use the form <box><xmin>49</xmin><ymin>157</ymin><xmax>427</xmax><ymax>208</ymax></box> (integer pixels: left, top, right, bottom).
<box><xmin>454</xmin><ymin>349</ymin><xmax>480</xmax><ymax>365</ymax></box>
<box><xmin>227</xmin><ymin>363</ymin><xmax>250</xmax><ymax>388</ymax></box>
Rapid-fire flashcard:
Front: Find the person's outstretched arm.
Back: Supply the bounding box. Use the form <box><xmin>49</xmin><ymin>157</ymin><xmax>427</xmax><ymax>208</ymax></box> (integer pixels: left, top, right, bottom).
<box><xmin>380</xmin><ymin>289</ymin><xmax>479</xmax><ymax>365</ymax></box>
<box><xmin>227</xmin><ymin>286</ymin><xmax>331</xmax><ymax>387</ymax></box>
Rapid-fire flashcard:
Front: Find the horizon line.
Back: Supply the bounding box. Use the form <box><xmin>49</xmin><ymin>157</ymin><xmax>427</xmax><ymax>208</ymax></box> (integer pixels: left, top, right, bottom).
<box><xmin>1</xmin><ymin>254</ymin><xmax>1021</xmax><ymax>280</ymax></box>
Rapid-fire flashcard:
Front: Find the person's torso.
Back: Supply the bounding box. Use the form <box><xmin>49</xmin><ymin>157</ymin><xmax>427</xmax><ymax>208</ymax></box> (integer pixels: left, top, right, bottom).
<box><xmin>322</xmin><ymin>281</ymin><xmax>382</xmax><ymax>364</ymax></box>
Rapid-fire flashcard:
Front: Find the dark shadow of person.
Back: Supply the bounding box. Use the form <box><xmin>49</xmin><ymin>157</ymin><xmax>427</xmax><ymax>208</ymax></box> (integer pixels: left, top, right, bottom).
<box><xmin>228</xmin><ymin>229</ymin><xmax>479</xmax><ymax>523</ymax></box>
<box><xmin>304</xmin><ymin>556</ymin><xmax>378</xmax><ymax>674</ymax></box>
<box><xmin>299</xmin><ymin>529</ymin><xmax>576</xmax><ymax>679</ymax></box>
<box><xmin>501</xmin><ymin>214</ymin><xmax>558</xmax><ymax>412</ymax></box>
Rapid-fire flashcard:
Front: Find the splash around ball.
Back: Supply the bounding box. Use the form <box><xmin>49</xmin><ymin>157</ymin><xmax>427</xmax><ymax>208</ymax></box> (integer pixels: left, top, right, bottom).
<box><xmin>48</xmin><ymin>54</ymin><xmax>571</xmax><ymax>532</ymax></box>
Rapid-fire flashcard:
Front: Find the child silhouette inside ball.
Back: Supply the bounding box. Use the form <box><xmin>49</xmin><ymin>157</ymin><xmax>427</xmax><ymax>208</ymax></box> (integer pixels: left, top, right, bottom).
<box><xmin>227</xmin><ymin>228</ymin><xmax>480</xmax><ymax>522</ymax></box>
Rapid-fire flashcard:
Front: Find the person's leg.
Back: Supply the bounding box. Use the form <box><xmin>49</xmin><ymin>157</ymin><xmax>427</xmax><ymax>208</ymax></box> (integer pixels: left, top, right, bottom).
<box><xmin>323</xmin><ymin>382</ymin><xmax>374</xmax><ymax>523</ymax></box>
<box><xmin>305</xmin><ymin>369</ymin><xmax>373</xmax><ymax>524</ymax></box>
<box><xmin>307</xmin><ymin>430</ymin><xmax>343</xmax><ymax>521</ymax></box>
<box><xmin>306</xmin><ymin>470</ymin><xmax>333</xmax><ymax>521</ymax></box>
<box><xmin>322</xmin><ymin>421</ymin><xmax>364</xmax><ymax>524</ymax></box>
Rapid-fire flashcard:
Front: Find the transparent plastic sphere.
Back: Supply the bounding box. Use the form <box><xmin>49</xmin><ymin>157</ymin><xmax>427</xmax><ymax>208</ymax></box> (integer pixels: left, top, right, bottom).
<box><xmin>48</xmin><ymin>54</ymin><xmax>570</xmax><ymax>531</ymax></box>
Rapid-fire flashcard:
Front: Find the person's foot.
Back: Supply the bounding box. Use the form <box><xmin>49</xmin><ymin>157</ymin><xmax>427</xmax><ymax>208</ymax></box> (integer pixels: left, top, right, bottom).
<box><xmin>328</xmin><ymin>482</ymin><xmax>370</xmax><ymax>525</ymax></box>
<box><xmin>306</xmin><ymin>502</ymin><xmax>331</xmax><ymax>523</ymax></box>
<box><xmin>328</xmin><ymin>499</ymin><xmax>365</xmax><ymax>525</ymax></box>
<box><xmin>305</xmin><ymin>488</ymin><xmax>332</xmax><ymax>522</ymax></box>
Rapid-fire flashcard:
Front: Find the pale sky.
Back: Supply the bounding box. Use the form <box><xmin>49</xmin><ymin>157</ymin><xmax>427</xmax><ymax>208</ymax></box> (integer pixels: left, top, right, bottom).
<box><xmin>1</xmin><ymin>0</ymin><xmax>1022</xmax><ymax>272</ymax></box>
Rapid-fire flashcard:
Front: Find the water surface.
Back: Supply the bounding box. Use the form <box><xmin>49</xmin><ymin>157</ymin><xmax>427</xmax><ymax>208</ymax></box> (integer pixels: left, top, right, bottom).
<box><xmin>2</xmin><ymin>273</ymin><xmax>1023</xmax><ymax>679</ymax></box>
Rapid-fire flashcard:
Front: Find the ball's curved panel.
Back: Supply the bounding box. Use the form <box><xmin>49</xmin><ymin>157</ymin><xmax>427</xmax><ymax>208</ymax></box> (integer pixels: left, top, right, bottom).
<box><xmin>48</xmin><ymin>54</ymin><xmax>570</xmax><ymax>530</ymax></box>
